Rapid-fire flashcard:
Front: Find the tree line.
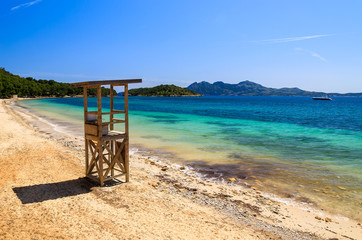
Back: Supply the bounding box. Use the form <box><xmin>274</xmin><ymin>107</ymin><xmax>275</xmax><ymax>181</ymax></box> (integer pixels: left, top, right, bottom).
<box><xmin>128</xmin><ymin>84</ymin><xmax>201</xmax><ymax>96</ymax></box>
<box><xmin>0</xmin><ymin>68</ymin><xmax>116</xmax><ymax>98</ymax></box>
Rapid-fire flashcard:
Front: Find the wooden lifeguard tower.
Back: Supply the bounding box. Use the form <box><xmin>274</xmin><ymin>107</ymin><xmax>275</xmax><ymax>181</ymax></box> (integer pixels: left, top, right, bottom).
<box><xmin>70</xmin><ymin>79</ymin><xmax>142</xmax><ymax>186</ymax></box>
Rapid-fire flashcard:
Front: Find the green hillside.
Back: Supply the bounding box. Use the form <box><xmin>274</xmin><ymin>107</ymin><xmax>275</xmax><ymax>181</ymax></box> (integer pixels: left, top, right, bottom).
<box><xmin>0</xmin><ymin>68</ymin><xmax>115</xmax><ymax>98</ymax></box>
<box><xmin>128</xmin><ymin>84</ymin><xmax>202</xmax><ymax>97</ymax></box>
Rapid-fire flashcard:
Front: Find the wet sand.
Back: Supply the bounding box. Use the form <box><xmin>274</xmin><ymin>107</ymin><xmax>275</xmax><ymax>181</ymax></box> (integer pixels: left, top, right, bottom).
<box><xmin>0</xmin><ymin>99</ymin><xmax>361</xmax><ymax>240</ymax></box>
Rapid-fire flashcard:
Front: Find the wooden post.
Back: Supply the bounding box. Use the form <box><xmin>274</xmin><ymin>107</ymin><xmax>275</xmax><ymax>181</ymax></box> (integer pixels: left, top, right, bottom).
<box><xmin>110</xmin><ymin>85</ymin><xmax>115</xmax><ymax>176</ymax></box>
<box><xmin>110</xmin><ymin>85</ymin><xmax>114</xmax><ymax>131</ymax></box>
<box><xmin>124</xmin><ymin>84</ymin><xmax>130</xmax><ymax>182</ymax></box>
<box><xmin>97</xmin><ymin>86</ymin><xmax>104</xmax><ymax>186</ymax></box>
<box><xmin>83</xmin><ymin>87</ymin><xmax>89</xmax><ymax>176</ymax></box>
<box><xmin>110</xmin><ymin>85</ymin><xmax>114</xmax><ymax>176</ymax></box>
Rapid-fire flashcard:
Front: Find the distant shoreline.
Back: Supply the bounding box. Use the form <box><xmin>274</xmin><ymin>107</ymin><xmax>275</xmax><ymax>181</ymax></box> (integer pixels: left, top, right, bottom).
<box><xmin>3</xmin><ymin>95</ymin><xmax>361</xmax><ymax>103</ymax></box>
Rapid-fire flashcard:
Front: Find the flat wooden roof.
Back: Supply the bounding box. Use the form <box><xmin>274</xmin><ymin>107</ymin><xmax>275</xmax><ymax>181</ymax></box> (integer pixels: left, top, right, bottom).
<box><xmin>70</xmin><ymin>79</ymin><xmax>142</xmax><ymax>87</ymax></box>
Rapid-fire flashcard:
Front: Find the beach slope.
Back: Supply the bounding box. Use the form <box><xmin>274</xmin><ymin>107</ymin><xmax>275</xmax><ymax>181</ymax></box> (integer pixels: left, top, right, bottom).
<box><xmin>0</xmin><ymin>99</ymin><xmax>360</xmax><ymax>240</ymax></box>
<box><xmin>0</xmin><ymin>100</ymin><xmax>262</xmax><ymax>239</ymax></box>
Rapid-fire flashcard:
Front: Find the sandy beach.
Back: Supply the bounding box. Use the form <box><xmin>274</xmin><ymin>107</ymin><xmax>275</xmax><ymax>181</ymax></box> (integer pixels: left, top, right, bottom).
<box><xmin>0</xmin><ymin>99</ymin><xmax>360</xmax><ymax>240</ymax></box>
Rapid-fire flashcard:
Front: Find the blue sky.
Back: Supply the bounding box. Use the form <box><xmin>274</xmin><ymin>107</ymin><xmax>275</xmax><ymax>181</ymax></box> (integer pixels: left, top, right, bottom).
<box><xmin>0</xmin><ymin>0</ymin><xmax>361</xmax><ymax>93</ymax></box>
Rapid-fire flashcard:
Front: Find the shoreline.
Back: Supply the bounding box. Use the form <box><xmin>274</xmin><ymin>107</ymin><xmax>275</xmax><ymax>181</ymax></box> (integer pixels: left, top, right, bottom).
<box><xmin>1</xmin><ymin>99</ymin><xmax>361</xmax><ymax>239</ymax></box>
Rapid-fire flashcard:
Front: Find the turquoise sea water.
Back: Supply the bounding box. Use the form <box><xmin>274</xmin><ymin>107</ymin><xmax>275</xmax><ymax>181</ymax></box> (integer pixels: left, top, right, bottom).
<box><xmin>19</xmin><ymin>96</ymin><xmax>362</xmax><ymax>219</ymax></box>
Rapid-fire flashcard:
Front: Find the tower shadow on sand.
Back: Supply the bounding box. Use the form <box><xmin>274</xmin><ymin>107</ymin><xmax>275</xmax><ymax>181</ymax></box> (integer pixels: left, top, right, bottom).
<box><xmin>12</xmin><ymin>177</ymin><xmax>123</xmax><ymax>204</ymax></box>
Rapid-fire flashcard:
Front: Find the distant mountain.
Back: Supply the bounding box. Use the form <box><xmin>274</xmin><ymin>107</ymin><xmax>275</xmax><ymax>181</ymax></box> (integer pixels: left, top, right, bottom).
<box><xmin>187</xmin><ymin>81</ymin><xmax>362</xmax><ymax>97</ymax></box>
<box><xmin>128</xmin><ymin>84</ymin><xmax>202</xmax><ymax>97</ymax></box>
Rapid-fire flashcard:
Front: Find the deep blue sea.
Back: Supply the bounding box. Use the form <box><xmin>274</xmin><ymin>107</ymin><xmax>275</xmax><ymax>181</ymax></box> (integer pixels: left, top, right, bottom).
<box><xmin>19</xmin><ymin>96</ymin><xmax>362</xmax><ymax>219</ymax></box>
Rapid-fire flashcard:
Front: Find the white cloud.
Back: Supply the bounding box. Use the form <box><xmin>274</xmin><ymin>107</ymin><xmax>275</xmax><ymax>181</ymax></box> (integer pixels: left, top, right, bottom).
<box><xmin>11</xmin><ymin>0</ymin><xmax>42</xmax><ymax>11</ymax></box>
<box><xmin>295</xmin><ymin>47</ymin><xmax>327</xmax><ymax>62</ymax></box>
<box><xmin>255</xmin><ymin>34</ymin><xmax>333</xmax><ymax>44</ymax></box>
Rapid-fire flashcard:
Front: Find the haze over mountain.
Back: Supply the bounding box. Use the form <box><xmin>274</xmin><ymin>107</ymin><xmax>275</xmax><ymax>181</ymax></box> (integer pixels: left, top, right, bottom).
<box><xmin>187</xmin><ymin>81</ymin><xmax>362</xmax><ymax>97</ymax></box>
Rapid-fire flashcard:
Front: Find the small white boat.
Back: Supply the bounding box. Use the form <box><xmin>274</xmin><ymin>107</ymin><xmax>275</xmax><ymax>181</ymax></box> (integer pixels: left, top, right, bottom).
<box><xmin>312</xmin><ymin>96</ymin><xmax>332</xmax><ymax>100</ymax></box>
